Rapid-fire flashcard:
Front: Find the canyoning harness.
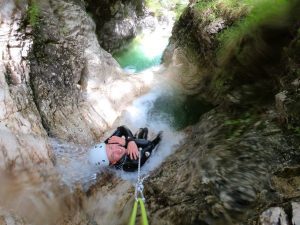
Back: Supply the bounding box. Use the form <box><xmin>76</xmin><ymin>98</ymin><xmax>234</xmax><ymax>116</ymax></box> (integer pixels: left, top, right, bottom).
<box><xmin>128</xmin><ymin>149</ymin><xmax>149</xmax><ymax>225</ymax></box>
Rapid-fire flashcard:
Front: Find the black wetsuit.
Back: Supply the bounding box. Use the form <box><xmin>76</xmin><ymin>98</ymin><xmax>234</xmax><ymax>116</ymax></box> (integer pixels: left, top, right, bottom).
<box><xmin>105</xmin><ymin>126</ymin><xmax>160</xmax><ymax>172</ymax></box>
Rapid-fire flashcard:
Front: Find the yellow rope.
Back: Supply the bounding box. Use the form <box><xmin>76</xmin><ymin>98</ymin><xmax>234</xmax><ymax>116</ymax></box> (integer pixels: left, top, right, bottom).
<box><xmin>128</xmin><ymin>198</ymin><xmax>149</xmax><ymax>225</ymax></box>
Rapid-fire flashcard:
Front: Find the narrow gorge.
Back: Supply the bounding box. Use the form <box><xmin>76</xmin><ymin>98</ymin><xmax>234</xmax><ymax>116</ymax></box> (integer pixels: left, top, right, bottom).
<box><xmin>0</xmin><ymin>0</ymin><xmax>300</xmax><ymax>225</ymax></box>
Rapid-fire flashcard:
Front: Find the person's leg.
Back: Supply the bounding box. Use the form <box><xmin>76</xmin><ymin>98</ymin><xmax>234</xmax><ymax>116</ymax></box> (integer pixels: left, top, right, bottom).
<box><xmin>142</xmin><ymin>128</ymin><xmax>148</xmax><ymax>140</ymax></box>
<box><xmin>138</xmin><ymin>132</ymin><xmax>162</xmax><ymax>165</ymax></box>
<box><xmin>122</xmin><ymin>132</ymin><xmax>162</xmax><ymax>172</ymax></box>
<box><xmin>151</xmin><ymin>131</ymin><xmax>162</xmax><ymax>146</ymax></box>
<box><xmin>135</xmin><ymin>127</ymin><xmax>148</xmax><ymax>139</ymax></box>
<box><xmin>122</xmin><ymin>141</ymin><xmax>159</xmax><ymax>172</ymax></box>
<box><xmin>134</xmin><ymin>139</ymin><xmax>150</xmax><ymax>147</ymax></box>
<box><xmin>134</xmin><ymin>129</ymin><xmax>139</xmax><ymax>138</ymax></box>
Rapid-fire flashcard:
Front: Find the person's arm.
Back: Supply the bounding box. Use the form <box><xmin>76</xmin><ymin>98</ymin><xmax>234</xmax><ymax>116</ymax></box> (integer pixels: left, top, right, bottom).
<box><xmin>107</xmin><ymin>136</ymin><xmax>126</xmax><ymax>146</ymax></box>
<box><xmin>105</xmin><ymin>125</ymin><xmax>134</xmax><ymax>144</ymax></box>
<box><xmin>127</xmin><ymin>140</ymin><xmax>139</xmax><ymax>160</ymax></box>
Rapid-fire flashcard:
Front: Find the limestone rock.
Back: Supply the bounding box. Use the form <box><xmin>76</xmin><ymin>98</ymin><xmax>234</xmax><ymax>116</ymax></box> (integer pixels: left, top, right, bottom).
<box><xmin>29</xmin><ymin>0</ymin><xmax>151</xmax><ymax>144</ymax></box>
<box><xmin>292</xmin><ymin>202</ymin><xmax>300</xmax><ymax>225</ymax></box>
<box><xmin>260</xmin><ymin>207</ymin><xmax>288</xmax><ymax>225</ymax></box>
<box><xmin>0</xmin><ymin>0</ymin><xmax>52</xmax><ymax>170</ymax></box>
<box><xmin>0</xmin><ymin>209</ymin><xmax>26</xmax><ymax>225</ymax></box>
<box><xmin>0</xmin><ymin>0</ymin><xmax>152</xmax><ymax>183</ymax></box>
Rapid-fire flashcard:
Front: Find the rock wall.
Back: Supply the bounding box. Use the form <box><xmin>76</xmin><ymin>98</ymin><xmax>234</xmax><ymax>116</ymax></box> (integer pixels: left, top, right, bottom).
<box><xmin>84</xmin><ymin>0</ymin><xmax>157</xmax><ymax>53</ymax></box>
<box><xmin>145</xmin><ymin>107</ymin><xmax>300</xmax><ymax>224</ymax></box>
<box><xmin>0</xmin><ymin>0</ymin><xmax>52</xmax><ymax>170</ymax></box>
<box><xmin>0</xmin><ymin>0</ymin><xmax>152</xmax><ymax>224</ymax></box>
<box><xmin>163</xmin><ymin>1</ymin><xmax>300</xmax><ymax>105</ymax></box>
<box><xmin>141</xmin><ymin>1</ymin><xmax>300</xmax><ymax>224</ymax></box>
<box><xmin>29</xmin><ymin>0</ymin><xmax>151</xmax><ymax>144</ymax></box>
<box><xmin>1</xmin><ymin>0</ymin><xmax>300</xmax><ymax>225</ymax></box>
<box><xmin>0</xmin><ymin>0</ymin><xmax>151</xmax><ymax>169</ymax></box>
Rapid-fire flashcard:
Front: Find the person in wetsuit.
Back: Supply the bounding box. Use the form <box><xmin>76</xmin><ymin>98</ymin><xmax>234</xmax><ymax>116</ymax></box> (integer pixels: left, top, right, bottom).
<box><xmin>88</xmin><ymin>126</ymin><xmax>162</xmax><ymax>172</ymax></box>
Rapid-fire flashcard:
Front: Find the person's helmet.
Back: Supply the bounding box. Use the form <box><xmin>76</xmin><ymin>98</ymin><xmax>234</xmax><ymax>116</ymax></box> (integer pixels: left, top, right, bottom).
<box><xmin>88</xmin><ymin>143</ymin><xmax>109</xmax><ymax>167</ymax></box>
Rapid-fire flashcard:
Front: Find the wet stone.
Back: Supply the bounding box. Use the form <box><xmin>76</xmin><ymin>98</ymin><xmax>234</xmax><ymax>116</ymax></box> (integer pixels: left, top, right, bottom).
<box><xmin>260</xmin><ymin>207</ymin><xmax>288</xmax><ymax>225</ymax></box>
<box><xmin>292</xmin><ymin>202</ymin><xmax>300</xmax><ymax>225</ymax></box>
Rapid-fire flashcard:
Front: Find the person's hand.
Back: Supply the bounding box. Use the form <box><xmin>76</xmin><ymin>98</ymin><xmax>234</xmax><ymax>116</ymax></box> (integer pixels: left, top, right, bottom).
<box><xmin>108</xmin><ymin>136</ymin><xmax>125</xmax><ymax>146</ymax></box>
<box><xmin>127</xmin><ymin>141</ymin><xmax>139</xmax><ymax>160</ymax></box>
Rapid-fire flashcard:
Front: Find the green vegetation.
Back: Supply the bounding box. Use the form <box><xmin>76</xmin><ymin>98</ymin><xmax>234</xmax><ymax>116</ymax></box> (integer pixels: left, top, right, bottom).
<box><xmin>174</xmin><ymin>3</ymin><xmax>186</xmax><ymax>20</ymax></box>
<box><xmin>190</xmin><ymin>0</ymin><xmax>298</xmax><ymax>99</ymax></box>
<box><xmin>145</xmin><ymin>0</ymin><xmax>161</xmax><ymax>15</ymax></box>
<box><xmin>194</xmin><ymin>0</ymin><xmax>293</xmax><ymax>66</ymax></box>
<box><xmin>217</xmin><ymin>0</ymin><xmax>292</xmax><ymax>65</ymax></box>
<box><xmin>195</xmin><ymin>0</ymin><xmax>248</xmax><ymax>20</ymax></box>
<box><xmin>224</xmin><ymin>112</ymin><xmax>259</xmax><ymax>139</ymax></box>
<box><xmin>27</xmin><ymin>1</ymin><xmax>39</xmax><ymax>27</ymax></box>
<box><xmin>145</xmin><ymin>0</ymin><xmax>187</xmax><ymax>19</ymax></box>
<box><xmin>288</xmin><ymin>125</ymin><xmax>300</xmax><ymax>137</ymax></box>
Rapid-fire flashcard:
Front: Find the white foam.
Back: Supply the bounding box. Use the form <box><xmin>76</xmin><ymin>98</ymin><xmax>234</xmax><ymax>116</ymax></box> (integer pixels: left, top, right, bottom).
<box><xmin>51</xmin><ymin>76</ymin><xmax>185</xmax><ymax>187</ymax></box>
<box><xmin>50</xmin><ymin>138</ymin><xmax>100</xmax><ymax>190</ymax></box>
<box><xmin>115</xmin><ymin>80</ymin><xmax>185</xmax><ymax>181</ymax></box>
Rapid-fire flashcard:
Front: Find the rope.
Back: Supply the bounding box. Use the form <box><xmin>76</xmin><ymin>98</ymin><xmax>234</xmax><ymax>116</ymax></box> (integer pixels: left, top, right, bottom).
<box><xmin>128</xmin><ymin>148</ymin><xmax>149</xmax><ymax>225</ymax></box>
<box><xmin>128</xmin><ymin>198</ymin><xmax>148</xmax><ymax>225</ymax></box>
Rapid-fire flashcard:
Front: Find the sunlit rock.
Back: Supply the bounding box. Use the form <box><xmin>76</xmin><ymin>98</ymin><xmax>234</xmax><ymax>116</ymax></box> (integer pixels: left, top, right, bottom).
<box><xmin>29</xmin><ymin>0</ymin><xmax>152</xmax><ymax>144</ymax></box>
<box><xmin>0</xmin><ymin>0</ymin><xmax>52</xmax><ymax>170</ymax></box>
<box><xmin>292</xmin><ymin>202</ymin><xmax>300</xmax><ymax>225</ymax></box>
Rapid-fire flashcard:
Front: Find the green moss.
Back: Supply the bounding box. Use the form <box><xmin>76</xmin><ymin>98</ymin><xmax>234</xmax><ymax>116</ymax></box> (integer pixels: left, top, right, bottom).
<box><xmin>288</xmin><ymin>125</ymin><xmax>300</xmax><ymax>137</ymax></box>
<box><xmin>224</xmin><ymin>112</ymin><xmax>257</xmax><ymax>139</ymax></box>
<box><xmin>193</xmin><ymin>0</ymin><xmax>296</xmax><ymax>100</ymax></box>
<box><xmin>174</xmin><ymin>3</ymin><xmax>187</xmax><ymax>20</ymax></box>
<box><xmin>27</xmin><ymin>2</ymin><xmax>39</xmax><ymax>27</ymax></box>
<box><xmin>195</xmin><ymin>0</ymin><xmax>247</xmax><ymax>17</ymax></box>
<box><xmin>217</xmin><ymin>0</ymin><xmax>292</xmax><ymax>65</ymax></box>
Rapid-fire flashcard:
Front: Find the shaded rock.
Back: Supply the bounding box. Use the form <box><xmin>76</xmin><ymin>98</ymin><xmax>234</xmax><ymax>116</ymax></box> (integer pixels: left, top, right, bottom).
<box><xmin>142</xmin><ymin>108</ymin><xmax>299</xmax><ymax>224</ymax></box>
<box><xmin>163</xmin><ymin>1</ymin><xmax>300</xmax><ymax>106</ymax></box>
<box><xmin>276</xmin><ymin>31</ymin><xmax>300</xmax><ymax>128</ymax></box>
<box><xmin>260</xmin><ymin>207</ymin><xmax>288</xmax><ymax>225</ymax></box>
<box><xmin>84</xmin><ymin>0</ymin><xmax>157</xmax><ymax>53</ymax></box>
<box><xmin>275</xmin><ymin>91</ymin><xmax>288</xmax><ymax>124</ymax></box>
<box><xmin>272</xmin><ymin>166</ymin><xmax>300</xmax><ymax>197</ymax></box>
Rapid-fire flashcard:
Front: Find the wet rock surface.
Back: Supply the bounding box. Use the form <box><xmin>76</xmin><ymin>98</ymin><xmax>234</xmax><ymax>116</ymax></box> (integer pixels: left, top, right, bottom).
<box><xmin>0</xmin><ymin>0</ymin><xmax>151</xmax><ymax>224</ymax></box>
<box><xmin>142</xmin><ymin>108</ymin><xmax>300</xmax><ymax>225</ymax></box>
<box><xmin>0</xmin><ymin>0</ymin><xmax>52</xmax><ymax>170</ymax></box>
<box><xmin>145</xmin><ymin>1</ymin><xmax>300</xmax><ymax>224</ymax></box>
<box><xmin>0</xmin><ymin>0</ymin><xmax>151</xmax><ymax>170</ymax></box>
<box><xmin>1</xmin><ymin>0</ymin><xmax>300</xmax><ymax>225</ymax></box>
<box><xmin>260</xmin><ymin>207</ymin><xmax>288</xmax><ymax>225</ymax></box>
<box><xmin>29</xmin><ymin>0</ymin><xmax>151</xmax><ymax>144</ymax></box>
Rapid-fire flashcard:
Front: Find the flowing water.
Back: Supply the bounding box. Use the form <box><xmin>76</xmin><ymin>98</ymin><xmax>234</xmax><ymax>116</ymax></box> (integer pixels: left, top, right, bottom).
<box><xmin>51</xmin><ymin>70</ymin><xmax>185</xmax><ymax>186</ymax></box>
<box><xmin>113</xmin><ymin>21</ymin><xmax>173</xmax><ymax>73</ymax></box>
<box><xmin>51</xmin><ymin>13</ymin><xmax>185</xmax><ymax>187</ymax></box>
<box><xmin>0</xmin><ymin>2</ymin><xmax>191</xmax><ymax>224</ymax></box>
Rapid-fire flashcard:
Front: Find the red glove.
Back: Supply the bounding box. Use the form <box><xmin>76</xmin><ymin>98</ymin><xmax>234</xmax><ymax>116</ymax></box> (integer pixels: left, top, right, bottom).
<box><xmin>127</xmin><ymin>141</ymin><xmax>139</xmax><ymax>160</ymax></box>
<box><xmin>108</xmin><ymin>136</ymin><xmax>126</xmax><ymax>146</ymax></box>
